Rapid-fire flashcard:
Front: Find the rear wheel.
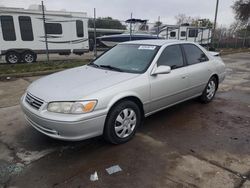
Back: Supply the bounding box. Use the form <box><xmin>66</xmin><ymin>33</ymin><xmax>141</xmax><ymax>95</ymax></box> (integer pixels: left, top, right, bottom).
<box><xmin>200</xmin><ymin>76</ymin><xmax>218</xmax><ymax>103</ymax></box>
<box><xmin>5</xmin><ymin>52</ymin><xmax>20</xmax><ymax>64</ymax></box>
<box><xmin>104</xmin><ymin>100</ymin><xmax>141</xmax><ymax>144</ymax></box>
<box><xmin>22</xmin><ymin>51</ymin><xmax>37</xmax><ymax>63</ymax></box>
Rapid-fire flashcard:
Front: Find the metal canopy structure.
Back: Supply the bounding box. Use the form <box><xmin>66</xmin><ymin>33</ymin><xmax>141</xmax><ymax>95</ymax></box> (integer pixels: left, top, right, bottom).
<box><xmin>125</xmin><ymin>18</ymin><xmax>148</xmax><ymax>23</ymax></box>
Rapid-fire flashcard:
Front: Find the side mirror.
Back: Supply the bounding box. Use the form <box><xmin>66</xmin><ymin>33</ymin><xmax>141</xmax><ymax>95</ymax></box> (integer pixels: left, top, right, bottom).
<box><xmin>151</xmin><ymin>65</ymin><xmax>171</xmax><ymax>75</ymax></box>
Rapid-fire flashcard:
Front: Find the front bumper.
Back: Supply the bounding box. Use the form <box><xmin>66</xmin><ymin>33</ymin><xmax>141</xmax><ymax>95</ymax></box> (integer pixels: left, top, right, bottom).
<box><xmin>21</xmin><ymin>95</ymin><xmax>107</xmax><ymax>141</ymax></box>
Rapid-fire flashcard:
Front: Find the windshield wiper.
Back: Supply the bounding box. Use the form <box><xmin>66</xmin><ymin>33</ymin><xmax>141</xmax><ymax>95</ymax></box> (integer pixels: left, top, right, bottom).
<box><xmin>99</xmin><ymin>65</ymin><xmax>124</xmax><ymax>72</ymax></box>
<box><xmin>88</xmin><ymin>62</ymin><xmax>100</xmax><ymax>68</ymax></box>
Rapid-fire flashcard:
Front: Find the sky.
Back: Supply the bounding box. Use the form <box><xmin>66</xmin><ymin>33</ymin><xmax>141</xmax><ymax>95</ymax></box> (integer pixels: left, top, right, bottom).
<box><xmin>0</xmin><ymin>0</ymin><xmax>236</xmax><ymax>27</ymax></box>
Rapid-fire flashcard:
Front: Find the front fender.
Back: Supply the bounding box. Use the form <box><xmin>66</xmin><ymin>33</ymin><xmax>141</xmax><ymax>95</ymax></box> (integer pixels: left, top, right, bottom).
<box><xmin>107</xmin><ymin>91</ymin><xmax>142</xmax><ymax>110</ymax></box>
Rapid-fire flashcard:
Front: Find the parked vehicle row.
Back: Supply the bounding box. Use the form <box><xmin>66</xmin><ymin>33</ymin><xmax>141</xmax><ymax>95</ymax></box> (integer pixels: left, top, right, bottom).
<box><xmin>0</xmin><ymin>6</ymin><xmax>89</xmax><ymax>63</ymax></box>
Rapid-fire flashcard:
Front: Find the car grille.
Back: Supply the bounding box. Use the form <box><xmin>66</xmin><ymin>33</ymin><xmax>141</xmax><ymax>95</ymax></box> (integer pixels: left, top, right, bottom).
<box><xmin>25</xmin><ymin>93</ymin><xmax>44</xmax><ymax>110</ymax></box>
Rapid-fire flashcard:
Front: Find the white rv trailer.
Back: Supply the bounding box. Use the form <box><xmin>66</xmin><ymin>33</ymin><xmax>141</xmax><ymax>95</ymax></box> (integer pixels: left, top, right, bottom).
<box><xmin>0</xmin><ymin>6</ymin><xmax>89</xmax><ymax>63</ymax></box>
<box><xmin>158</xmin><ymin>25</ymin><xmax>212</xmax><ymax>46</ymax></box>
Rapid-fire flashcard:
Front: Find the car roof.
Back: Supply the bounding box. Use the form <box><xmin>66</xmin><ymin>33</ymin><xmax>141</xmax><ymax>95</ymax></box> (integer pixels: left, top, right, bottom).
<box><xmin>122</xmin><ymin>39</ymin><xmax>191</xmax><ymax>46</ymax></box>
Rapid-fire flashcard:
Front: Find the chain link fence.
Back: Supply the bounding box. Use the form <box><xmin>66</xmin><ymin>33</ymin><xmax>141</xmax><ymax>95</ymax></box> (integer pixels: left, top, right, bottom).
<box><xmin>213</xmin><ymin>25</ymin><xmax>250</xmax><ymax>49</ymax></box>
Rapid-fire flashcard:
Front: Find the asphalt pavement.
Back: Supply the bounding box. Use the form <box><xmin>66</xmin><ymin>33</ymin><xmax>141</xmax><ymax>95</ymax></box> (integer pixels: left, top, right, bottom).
<box><xmin>0</xmin><ymin>52</ymin><xmax>250</xmax><ymax>188</ymax></box>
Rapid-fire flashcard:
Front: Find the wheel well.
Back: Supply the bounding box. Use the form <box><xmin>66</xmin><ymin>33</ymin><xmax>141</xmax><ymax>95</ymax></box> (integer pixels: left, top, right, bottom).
<box><xmin>22</xmin><ymin>50</ymin><xmax>36</xmax><ymax>56</ymax></box>
<box><xmin>5</xmin><ymin>49</ymin><xmax>34</xmax><ymax>55</ymax></box>
<box><xmin>109</xmin><ymin>96</ymin><xmax>145</xmax><ymax>117</ymax></box>
<box><xmin>6</xmin><ymin>50</ymin><xmax>19</xmax><ymax>55</ymax></box>
<box><xmin>211</xmin><ymin>74</ymin><xmax>219</xmax><ymax>90</ymax></box>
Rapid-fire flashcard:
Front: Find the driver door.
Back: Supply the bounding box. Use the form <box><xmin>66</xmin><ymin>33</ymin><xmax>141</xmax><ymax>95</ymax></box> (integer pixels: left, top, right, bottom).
<box><xmin>149</xmin><ymin>44</ymin><xmax>189</xmax><ymax>112</ymax></box>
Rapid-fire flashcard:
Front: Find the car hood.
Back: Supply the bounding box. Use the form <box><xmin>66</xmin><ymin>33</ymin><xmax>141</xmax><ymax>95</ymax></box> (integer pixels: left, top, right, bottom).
<box><xmin>27</xmin><ymin>65</ymin><xmax>139</xmax><ymax>102</ymax></box>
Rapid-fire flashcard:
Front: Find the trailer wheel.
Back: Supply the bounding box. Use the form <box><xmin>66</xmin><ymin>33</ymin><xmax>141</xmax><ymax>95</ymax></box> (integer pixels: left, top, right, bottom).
<box><xmin>5</xmin><ymin>52</ymin><xmax>21</xmax><ymax>64</ymax></box>
<box><xmin>22</xmin><ymin>51</ymin><xmax>37</xmax><ymax>63</ymax></box>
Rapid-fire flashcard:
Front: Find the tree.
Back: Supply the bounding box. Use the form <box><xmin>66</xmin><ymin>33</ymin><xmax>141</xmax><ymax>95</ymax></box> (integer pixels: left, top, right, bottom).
<box><xmin>232</xmin><ymin>0</ymin><xmax>250</xmax><ymax>24</ymax></box>
<box><xmin>154</xmin><ymin>21</ymin><xmax>163</xmax><ymax>27</ymax></box>
<box><xmin>175</xmin><ymin>14</ymin><xmax>194</xmax><ymax>25</ymax></box>
<box><xmin>175</xmin><ymin>14</ymin><xmax>213</xmax><ymax>27</ymax></box>
<box><xmin>191</xmin><ymin>18</ymin><xmax>213</xmax><ymax>27</ymax></box>
<box><xmin>88</xmin><ymin>17</ymin><xmax>127</xmax><ymax>30</ymax></box>
<box><xmin>229</xmin><ymin>21</ymin><xmax>244</xmax><ymax>33</ymax></box>
<box><xmin>229</xmin><ymin>21</ymin><xmax>250</xmax><ymax>39</ymax></box>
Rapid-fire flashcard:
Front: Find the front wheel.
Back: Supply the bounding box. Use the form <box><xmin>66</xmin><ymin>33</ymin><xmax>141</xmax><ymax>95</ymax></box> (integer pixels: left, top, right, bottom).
<box><xmin>104</xmin><ymin>100</ymin><xmax>142</xmax><ymax>144</ymax></box>
<box><xmin>200</xmin><ymin>76</ymin><xmax>218</xmax><ymax>103</ymax></box>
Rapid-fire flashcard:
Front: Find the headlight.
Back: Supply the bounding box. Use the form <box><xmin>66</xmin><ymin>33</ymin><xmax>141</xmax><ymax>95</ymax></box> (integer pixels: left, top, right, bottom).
<box><xmin>47</xmin><ymin>100</ymin><xmax>97</xmax><ymax>114</ymax></box>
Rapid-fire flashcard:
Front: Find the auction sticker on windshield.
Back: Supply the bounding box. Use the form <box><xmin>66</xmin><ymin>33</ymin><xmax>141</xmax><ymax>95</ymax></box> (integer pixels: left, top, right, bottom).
<box><xmin>138</xmin><ymin>46</ymin><xmax>156</xmax><ymax>50</ymax></box>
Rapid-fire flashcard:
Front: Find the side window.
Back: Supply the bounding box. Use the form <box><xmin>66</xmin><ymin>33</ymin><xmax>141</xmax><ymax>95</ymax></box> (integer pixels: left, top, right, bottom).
<box><xmin>0</xmin><ymin>16</ymin><xmax>16</xmax><ymax>41</ymax></box>
<box><xmin>157</xmin><ymin>45</ymin><xmax>184</xmax><ymax>69</ymax></box>
<box><xmin>170</xmin><ymin>31</ymin><xmax>176</xmax><ymax>37</ymax></box>
<box><xmin>76</xmin><ymin>20</ymin><xmax>84</xmax><ymax>37</ymax></box>
<box><xmin>19</xmin><ymin>16</ymin><xmax>34</xmax><ymax>41</ymax></box>
<box><xmin>181</xmin><ymin>31</ymin><xmax>186</xmax><ymax>37</ymax></box>
<box><xmin>182</xmin><ymin>44</ymin><xmax>208</xmax><ymax>65</ymax></box>
<box><xmin>45</xmin><ymin>23</ymin><xmax>62</xmax><ymax>34</ymax></box>
<box><xmin>188</xmin><ymin>29</ymin><xmax>198</xmax><ymax>37</ymax></box>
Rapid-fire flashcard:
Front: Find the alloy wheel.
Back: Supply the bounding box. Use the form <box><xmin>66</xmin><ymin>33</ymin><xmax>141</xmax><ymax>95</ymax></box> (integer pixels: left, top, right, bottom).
<box><xmin>114</xmin><ymin>108</ymin><xmax>137</xmax><ymax>138</ymax></box>
<box><xmin>8</xmin><ymin>54</ymin><xmax>18</xmax><ymax>64</ymax></box>
<box><xmin>206</xmin><ymin>80</ymin><xmax>216</xmax><ymax>100</ymax></box>
<box><xmin>24</xmin><ymin>54</ymin><xmax>34</xmax><ymax>63</ymax></box>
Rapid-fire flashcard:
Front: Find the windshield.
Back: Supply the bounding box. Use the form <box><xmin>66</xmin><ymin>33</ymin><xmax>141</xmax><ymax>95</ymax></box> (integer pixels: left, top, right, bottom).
<box><xmin>91</xmin><ymin>44</ymin><xmax>160</xmax><ymax>73</ymax></box>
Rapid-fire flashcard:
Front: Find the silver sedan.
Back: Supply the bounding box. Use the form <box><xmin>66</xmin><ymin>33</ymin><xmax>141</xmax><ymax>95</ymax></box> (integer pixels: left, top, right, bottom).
<box><xmin>21</xmin><ymin>40</ymin><xmax>226</xmax><ymax>144</ymax></box>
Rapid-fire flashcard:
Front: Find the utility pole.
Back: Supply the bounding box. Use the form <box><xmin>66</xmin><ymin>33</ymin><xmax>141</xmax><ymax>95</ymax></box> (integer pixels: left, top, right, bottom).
<box><xmin>212</xmin><ymin>0</ymin><xmax>219</xmax><ymax>48</ymax></box>
<box><xmin>41</xmin><ymin>1</ymin><xmax>49</xmax><ymax>63</ymax></box>
<box><xmin>93</xmin><ymin>8</ymin><xmax>97</xmax><ymax>57</ymax></box>
<box><xmin>157</xmin><ymin>16</ymin><xmax>160</xmax><ymax>38</ymax></box>
<box><xmin>129</xmin><ymin>13</ymin><xmax>132</xmax><ymax>41</ymax></box>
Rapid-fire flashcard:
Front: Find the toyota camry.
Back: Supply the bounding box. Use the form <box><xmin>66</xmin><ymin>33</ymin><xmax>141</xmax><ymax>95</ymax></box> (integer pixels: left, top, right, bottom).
<box><xmin>21</xmin><ymin>40</ymin><xmax>226</xmax><ymax>144</ymax></box>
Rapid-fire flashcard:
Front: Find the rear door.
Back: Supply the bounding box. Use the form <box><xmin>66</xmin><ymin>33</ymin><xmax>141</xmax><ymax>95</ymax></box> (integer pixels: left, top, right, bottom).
<box><xmin>181</xmin><ymin>44</ymin><xmax>212</xmax><ymax>97</ymax></box>
<box><xmin>149</xmin><ymin>44</ymin><xmax>189</xmax><ymax>112</ymax></box>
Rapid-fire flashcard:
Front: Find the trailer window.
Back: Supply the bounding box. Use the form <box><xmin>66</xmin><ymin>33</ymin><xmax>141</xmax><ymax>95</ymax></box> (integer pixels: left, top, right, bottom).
<box><xmin>181</xmin><ymin>31</ymin><xmax>186</xmax><ymax>37</ymax></box>
<box><xmin>170</xmin><ymin>32</ymin><xmax>176</xmax><ymax>37</ymax></box>
<box><xmin>19</xmin><ymin>16</ymin><xmax>34</xmax><ymax>41</ymax></box>
<box><xmin>45</xmin><ymin>23</ymin><xmax>62</xmax><ymax>34</ymax></box>
<box><xmin>0</xmin><ymin>16</ymin><xmax>16</xmax><ymax>41</ymax></box>
<box><xmin>76</xmin><ymin>20</ymin><xmax>84</xmax><ymax>37</ymax></box>
<box><xmin>188</xmin><ymin>29</ymin><xmax>198</xmax><ymax>37</ymax></box>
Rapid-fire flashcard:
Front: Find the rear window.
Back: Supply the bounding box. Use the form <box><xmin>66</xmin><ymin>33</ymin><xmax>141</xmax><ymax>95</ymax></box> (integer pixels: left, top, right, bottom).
<box><xmin>0</xmin><ymin>16</ymin><xmax>16</xmax><ymax>41</ymax></box>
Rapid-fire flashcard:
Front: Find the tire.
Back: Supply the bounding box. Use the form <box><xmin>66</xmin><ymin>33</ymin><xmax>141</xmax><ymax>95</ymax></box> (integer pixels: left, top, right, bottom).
<box><xmin>5</xmin><ymin>51</ymin><xmax>20</xmax><ymax>64</ymax></box>
<box><xmin>22</xmin><ymin>51</ymin><xmax>37</xmax><ymax>63</ymax></box>
<box><xmin>104</xmin><ymin>100</ymin><xmax>142</xmax><ymax>144</ymax></box>
<box><xmin>200</xmin><ymin>76</ymin><xmax>218</xmax><ymax>103</ymax></box>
